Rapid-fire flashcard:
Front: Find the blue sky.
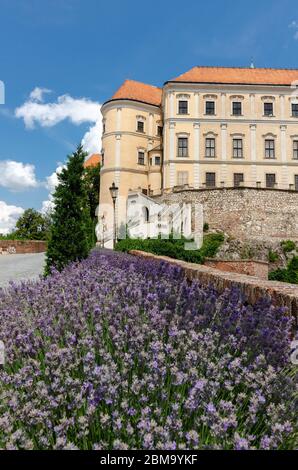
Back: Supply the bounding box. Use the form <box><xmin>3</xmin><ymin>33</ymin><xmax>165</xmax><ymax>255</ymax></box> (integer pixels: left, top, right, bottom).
<box><xmin>0</xmin><ymin>0</ymin><xmax>298</xmax><ymax>232</ymax></box>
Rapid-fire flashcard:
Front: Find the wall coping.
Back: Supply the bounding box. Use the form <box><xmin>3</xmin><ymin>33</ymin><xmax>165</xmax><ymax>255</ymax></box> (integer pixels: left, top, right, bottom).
<box><xmin>205</xmin><ymin>258</ymin><xmax>269</xmax><ymax>266</ymax></box>
<box><xmin>129</xmin><ymin>250</ymin><xmax>298</xmax><ymax>323</ymax></box>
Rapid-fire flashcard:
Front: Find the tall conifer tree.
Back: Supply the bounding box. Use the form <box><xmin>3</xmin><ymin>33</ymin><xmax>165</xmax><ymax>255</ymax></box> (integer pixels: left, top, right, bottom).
<box><xmin>45</xmin><ymin>145</ymin><xmax>93</xmax><ymax>275</ymax></box>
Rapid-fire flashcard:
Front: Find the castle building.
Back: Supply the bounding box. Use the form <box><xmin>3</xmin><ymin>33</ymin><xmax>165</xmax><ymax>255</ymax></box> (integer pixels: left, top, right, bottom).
<box><xmin>99</xmin><ymin>66</ymin><xmax>298</xmax><ymax>242</ymax></box>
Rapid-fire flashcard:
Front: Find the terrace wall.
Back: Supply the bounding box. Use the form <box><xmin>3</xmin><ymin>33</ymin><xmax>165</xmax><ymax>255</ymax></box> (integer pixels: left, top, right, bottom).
<box><xmin>129</xmin><ymin>250</ymin><xmax>298</xmax><ymax>324</ymax></box>
<box><xmin>0</xmin><ymin>240</ymin><xmax>47</xmax><ymax>254</ymax></box>
<box><xmin>204</xmin><ymin>259</ymin><xmax>269</xmax><ymax>280</ymax></box>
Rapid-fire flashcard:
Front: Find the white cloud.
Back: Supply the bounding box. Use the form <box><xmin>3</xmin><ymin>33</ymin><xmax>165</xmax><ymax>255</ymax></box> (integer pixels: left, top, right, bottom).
<box><xmin>41</xmin><ymin>164</ymin><xmax>66</xmax><ymax>214</ymax></box>
<box><xmin>0</xmin><ymin>201</ymin><xmax>24</xmax><ymax>235</ymax></box>
<box><xmin>289</xmin><ymin>20</ymin><xmax>298</xmax><ymax>39</ymax></box>
<box><xmin>15</xmin><ymin>90</ymin><xmax>102</xmax><ymax>155</ymax></box>
<box><xmin>0</xmin><ymin>160</ymin><xmax>39</xmax><ymax>192</ymax></box>
<box><xmin>29</xmin><ymin>87</ymin><xmax>52</xmax><ymax>102</ymax></box>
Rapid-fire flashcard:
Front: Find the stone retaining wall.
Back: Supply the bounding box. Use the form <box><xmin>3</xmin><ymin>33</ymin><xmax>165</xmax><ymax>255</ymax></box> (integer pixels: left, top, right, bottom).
<box><xmin>129</xmin><ymin>250</ymin><xmax>298</xmax><ymax>324</ymax></box>
<box><xmin>0</xmin><ymin>240</ymin><xmax>47</xmax><ymax>254</ymax></box>
<box><xmin>155</xmin><ymin>188</ymin><xmax>298</xmax><ymax>241</ymax></box>
<box><xmin>204</xmin><ymin>259</ymin><xmax>269</xmax><ymax>280</ymax></box>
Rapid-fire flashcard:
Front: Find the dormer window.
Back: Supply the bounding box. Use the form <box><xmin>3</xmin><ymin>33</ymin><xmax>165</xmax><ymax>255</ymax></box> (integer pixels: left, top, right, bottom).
<box><xmin>137</xmin><ymin>120</ymin><xmax>144</xmax><ymax>133</ymax></box>
<box><xmin>264</xmin><ymin>102</ymin><xmax>274</xmax><ymax>117</ymax></box>
<box><xmin>178</xmin><ymin>100</ymin><xmax>188</xmax><ymax>114</ymax></box>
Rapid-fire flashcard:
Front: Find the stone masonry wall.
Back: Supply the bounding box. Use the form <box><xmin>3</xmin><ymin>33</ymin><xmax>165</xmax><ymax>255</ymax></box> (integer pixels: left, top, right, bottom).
<box><xmin>0</xmin><ymin>240</ymin><xmax>47</xmax><ymax>254</ymax></box>
<box><xmin>155</xmin><ymin>188</ymin><xmax>298</xmax><ymax>241</ymax></box>
<box><xmin>129</xmin><ymin>250</ymin><xmax>298</xmax><ymax>324</ymax></box>
<box><xmin>204</xmin><ymin>259</ymin><xmax>269</xmax><ymax>280</ymax></box>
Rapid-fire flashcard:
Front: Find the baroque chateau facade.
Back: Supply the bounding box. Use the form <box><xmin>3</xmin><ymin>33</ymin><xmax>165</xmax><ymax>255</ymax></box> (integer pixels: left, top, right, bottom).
<box><xmin>99</xmin><ymin>66</ymin><xmax>298</xmax><ymax>240</ymax></box>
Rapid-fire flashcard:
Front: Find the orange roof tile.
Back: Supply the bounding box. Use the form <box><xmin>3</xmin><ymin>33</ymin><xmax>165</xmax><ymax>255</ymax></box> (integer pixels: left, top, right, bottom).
<box><xmin>170</xmin><ymin>66</ymin><xmax>298</xmax><ymax>86</ymax></box>
<box><xmin>110</xmin><ymin>79</ymin><xmax>162</xmax><ymax>106</ymax></box>
<box><xmin>84</xmin><ymin>154</ymin><xmax>101</xmax><ymax>168</ymax></box>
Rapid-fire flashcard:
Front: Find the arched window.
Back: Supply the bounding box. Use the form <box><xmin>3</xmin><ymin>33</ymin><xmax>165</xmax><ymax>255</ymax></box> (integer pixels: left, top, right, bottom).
<box><xmin>143</xmin><ymin>207</ymin><xmax>149</xmax><ymax>223</ymax></box>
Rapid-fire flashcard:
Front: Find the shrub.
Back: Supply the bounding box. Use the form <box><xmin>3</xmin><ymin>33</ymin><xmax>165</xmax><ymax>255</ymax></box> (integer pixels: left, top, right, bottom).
<box><xmin>281</xmin><ymin>240</ymin><xmax>296</xmax><ymax>253</ymax></box>
<box><xmin>116</xmin><ymin>233</ymin><xmax>224</xmax><ymax>265</ymax></box>
<box><xmin>269</xmin><ymin>256</ymin><xmax>298</xmax><ymax>284</ymax></box>
<box><xmin>268</xmin><ymin>250</ymin><xmax>279</xmax><ymax>263</ymax></box>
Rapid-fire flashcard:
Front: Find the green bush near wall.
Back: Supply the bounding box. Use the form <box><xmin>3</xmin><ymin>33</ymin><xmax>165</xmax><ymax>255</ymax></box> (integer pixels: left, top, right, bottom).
<box><xmin>269</xmin><ymin>256</ymin><xmax>298</xmax><ymax>284</ymax></box>
<box><xmin>115</xmin><ymin>233</ymin><xmax>224</xmax><ymax>265</ymax></box>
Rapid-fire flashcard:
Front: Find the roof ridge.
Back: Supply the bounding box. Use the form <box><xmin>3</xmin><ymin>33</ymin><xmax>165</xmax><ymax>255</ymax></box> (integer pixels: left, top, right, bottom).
<box><xmin>123</xmin><ymin>78</ymin><xmax>162</xmax><ymax>90</ymax></box>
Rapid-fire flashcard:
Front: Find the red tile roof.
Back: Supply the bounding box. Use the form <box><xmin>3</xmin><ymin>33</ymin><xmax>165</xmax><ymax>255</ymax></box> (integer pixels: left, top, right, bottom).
<box><xmin>169</xmin><ymin>66</ymin><xmax>298</xmax><ymax>86</ymax></box>
<box><xmin>84</xmin><ymin>154</ymin><xmax>101</xmax><ymax>168</ymax></box>
<box><xmin>110</xmin><ymin>79</ymin><xmax>162</xmax><ymax>106</ymax></box>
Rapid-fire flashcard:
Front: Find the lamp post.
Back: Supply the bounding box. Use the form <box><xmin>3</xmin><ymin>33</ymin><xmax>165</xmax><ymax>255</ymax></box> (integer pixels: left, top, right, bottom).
<box><xmin>109</xmin><ymin>182</ymin><xmax>119</xmax><ymax>249</ymax></box>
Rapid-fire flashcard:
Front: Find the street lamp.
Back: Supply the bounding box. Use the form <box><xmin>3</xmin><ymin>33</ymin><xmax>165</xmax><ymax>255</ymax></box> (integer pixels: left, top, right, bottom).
<box><xmin>109</xmin><ymin>182</ymin><xmax>119</xmax><ymax>249</ymax></box>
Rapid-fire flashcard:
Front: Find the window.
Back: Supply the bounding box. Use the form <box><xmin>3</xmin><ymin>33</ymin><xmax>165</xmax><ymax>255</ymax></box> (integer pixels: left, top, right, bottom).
<box><xmin>265</xmin><ymin>139</ymin><xmax>275</xmax><ymax>159</ymax></box>
<box><xmin>295</xmin><ymin>175</ymin><xmax>298</xmax><ymax>191</ymax></box>
<box><xmin>178</xmin><ymin>100</ymin><xmax>188</xmax><ymax>114</ymax></box>
<box><xmin>292</xmin><ymin>104</ymin><xmax>298</xmax><ymax>117</ymax></box>
<box><xmin>155</xmin><ymin>156</ymin><xmax>161</xmax><ymax>166</ymax></box>
<box><xmin>178</xmin><ymin>137</ymin><xmax>188</xmax><ymax>157</ymax></box>
<box><xmin>234</xmin><ymin>173</ymin><xmax>244</xmax><ymax>187</ymax></box>
<box><xmin>205</xmin><ymin>138</ymin><xmax>216</xmax><ymax>158</ymax></box>
<box><xmin>177</xmin><ymin>171</ymin><xmax>189</xmax><ymax>186</ymax></box>
<box><xmin>264</xmin><ymin>102</ymin><xmax>274</xmax><ymax>116</ymax></box>
<box><xmin>138</xmin><ymin>151</ymin><xmax>145</xmax><ymax>165</ymax></box>
<box><xmin>266</xmin><ymin>173</ymin><xmax>276</xmax><ymax>188</ymax></box>
<box><xmin>232</xmin><ymin>102</ymin><xmax>242</xmax><ymax>116</ymax></box>
<box><xmin>137</xmin><ymin>120</ymin><xmax>144</xmax><ymax>133</ymax></box>
<box><xmin>206</xmin><ymin>101</ymin><xmax>215</xmax><ymax>115</ymax></box>
<box><xmin>233</xmin><ymin>139</ymin><xmax>243</xmax><ymax>158</ymax></box>
<box><xmin>157</xmin><ymin>126</ymin><xmax>163</xmax><ymax>136</ymax></box>
<box><xmin>206</xmin><ymin>172</ymin><xmax>216</xmax><ymax>188</ymax></box>
<box><xmin>293</xmin><ymin>141</ymin><xmax>298</xmax><ymax>160</ymax></box>
<box><xmin>101</xmin><ymin>153</ymin><xmax>104</xmax><ymax>167</ymax></box>
<box><xmin>103</xmin><ymin>122</ymin><xmax>106</xmax><ymax>134</ymax></box>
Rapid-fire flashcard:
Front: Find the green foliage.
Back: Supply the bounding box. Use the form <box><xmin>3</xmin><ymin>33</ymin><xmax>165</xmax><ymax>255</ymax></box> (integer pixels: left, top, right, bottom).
<box><xmin>45</xmin><ymin>145</ymin><xmax>93</xmax><ymax>275</ymax></box>
<box><xmin>115</xmin><ymin>233</ymin><xmax>224</xmax><ymax>265</ymax></box>
<box><xmin>83</xmin><ymin>162</ymin><xmax>101</xmax><ymax>248</ymax></box>
<box><xmin>269</xmin><ymin>256</ymin><xmax>298</xmax><ymax>284</ymax></box>
<box><xmin>1</xmin><ymin>209</ymin><xmax>51</xmax><ymax>241</ymax></box>
<box><xmin>281</xmin><ymin>240</ymin><xmax>296</xmax><ymax>253</ymax></box>
<box><xmin>268</xmin><ymin>250</ymin><xmax>279</xmax><ymax>263</ymax></box>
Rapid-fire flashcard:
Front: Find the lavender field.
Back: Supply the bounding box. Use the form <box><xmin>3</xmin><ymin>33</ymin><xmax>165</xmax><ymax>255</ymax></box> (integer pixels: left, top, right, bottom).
<box><xmin>0</xmin><ymin>250</ymin><xmax>297</xmax><ymax>450</ymax></box>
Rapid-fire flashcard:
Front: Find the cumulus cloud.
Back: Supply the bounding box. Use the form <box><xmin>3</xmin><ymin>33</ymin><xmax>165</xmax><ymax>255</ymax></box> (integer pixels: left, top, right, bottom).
<box><xmin>0</xmin><ymin>160</ymin><xmax>39</xmax><ymax>192</ymax></box>
<box><xmin>15</xmin><ymin>90</ymin><xmax>102</xmax><ymax>154</ymax></box>
<box><xmin>29</xmin><ymin>87</ymin><xmax>52</xmax><ymax>102</ymax></box>
<box><xmin>0</xmin><ymin>201</ymin><xmax>24</xmax><ymax>235</ymax></box>
<box><xmin>41</xmin><ymin>164</ymin><xmax>66</xmax><ymax>214</ymax></box>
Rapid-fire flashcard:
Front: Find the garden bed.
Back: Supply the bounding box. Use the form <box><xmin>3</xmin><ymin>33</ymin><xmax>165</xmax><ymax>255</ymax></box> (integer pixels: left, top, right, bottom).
<box><xmin>0</xmin><ymin>250</ymin><xmax>296</xmax><ymax>450</ymax></box>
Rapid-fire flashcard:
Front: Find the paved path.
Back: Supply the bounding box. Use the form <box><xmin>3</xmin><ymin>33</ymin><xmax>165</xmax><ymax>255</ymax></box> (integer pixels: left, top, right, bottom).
<box><xmin>0</xmin><ymin>253</ymin><xmax>46</xmax><ymax>288</ymax></box>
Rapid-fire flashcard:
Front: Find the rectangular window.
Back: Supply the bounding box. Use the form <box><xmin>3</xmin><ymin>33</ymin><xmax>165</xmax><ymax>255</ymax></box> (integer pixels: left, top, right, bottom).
<box><xmin>155</xmin><ymin>156</ymin><xmax>161</xmax><ymax>166</ymax></box>
<box><xmin>292</xmin><ymin>104</ymin><xmax>298</xmax><ymax>117</ymax></box>
<box><xmin>266</xmin><ymin>173</ymin><xmax>276</xmax><ymax>188</ymax></box>
<box><xmin>293</xmin><ymin>140</ymin><xmax>298</xmax><ymax>160</ymax></box>
<box><xmin>157</xmin><ymin>126</ymin><xmax>163</xmax><ymax>136</ymax></box>
<box><xmin>177</xmin><ymin>171</ymin><xmax>189</xmax><ymax>186</ymax></box>
<box><xmin>101</xmin><ymin>153</ymin><xmax>104</xmax><ymax>167</ymax></box>
<box><xmin>138</xmin><ymin>151</ymin><xmax>145</xmax><ymax>165</ymax></box>
<box><xmin>178</xmin><ymin>100</ymin><xmax>188</xmax><ymax>114</ymax></box>
<box><xmin>265</xmin><ymin>139</ymin><xmax>275</xmax><ymax>159</ymax></box>
<box><xmin>205</xmin><ymin>138</ymin><xmax>216</xmax><ymax>158</ymax></box>
<box><xmin>137</xmin><ymin>121</ymin><xmax>144</xmax><ymax>133</ymax></box>
<box><xmin>206</xmin><ymin>172</ymin><xmax>216</xmax><ymax>188</ymax></box>
<box><xmin>234</xmin><ymin>173</ymin><xmax>244</xmax><ymax>187</ymax></box>
<box><xmin>295</xmin><ymin>175</ymin><xmax>298</xmax><ymax>191</ymax></box>
<box><xmin>205</xmin><ymin>101</ymin><xmax>215</xmax><ymax>115</ymax></box>
<box><xmin>178</xmin><ymin>137</ymin><xmax>188</xmax><ymax>157</ymax></box>
<box><xmin>264</xmin><ymin>102</ymin><xmax>274</xmax><ymax>116</ymax></box>
<box><xmin>232</xmin><ymin>102</ymin><xmax>242</xmax><ymax>116</ymax></box>
<box><xmin>233</xmin><ymin>139</ymin><xmax>243</xmax><ymax>158</ymax></box>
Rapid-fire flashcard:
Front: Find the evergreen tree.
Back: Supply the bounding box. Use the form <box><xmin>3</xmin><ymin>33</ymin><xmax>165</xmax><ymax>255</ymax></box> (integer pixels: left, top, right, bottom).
<box><xmin>45</xmin><ymin>145</ymin><xmax>93</xmax><ymax>275</ymax></box>
<box><xmin>83</xmin><ymin>161</ymin><xmax>101</xmax><ymax>246</ymax></box>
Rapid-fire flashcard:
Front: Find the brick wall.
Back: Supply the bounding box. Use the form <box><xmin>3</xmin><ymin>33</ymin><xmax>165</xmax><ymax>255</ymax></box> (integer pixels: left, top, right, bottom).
<box><xmin>156</xmin><ymin>188</ymin><xmax>298</xmax><ymax>241</ymax></box>
<box><xmin>129</xmin><ymin>250</ymin><xmax>298</xmax><ymax>324</ymax></box>
<box><xmin>0</xmin><ymin>240</ymin><xmax>47</xmax><ymax>254</ymax></box>
<box><xmin>204</xmin><ymin>259</ymin><xmax>269</xmax><ymax>280</ymax></box>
